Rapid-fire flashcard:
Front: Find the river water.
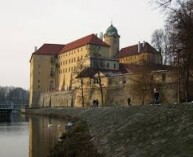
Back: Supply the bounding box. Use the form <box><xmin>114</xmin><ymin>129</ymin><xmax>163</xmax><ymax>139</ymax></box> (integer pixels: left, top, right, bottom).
<box><xmin>0</xmin><ymin>113</ymin><xmax>67</xmax><ymax>157</ymax></box>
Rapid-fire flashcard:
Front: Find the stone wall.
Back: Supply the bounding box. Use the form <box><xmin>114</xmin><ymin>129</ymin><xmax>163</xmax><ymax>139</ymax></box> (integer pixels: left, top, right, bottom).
<box><xmin>38</xmin><ymin>81</ymin><xmax>178</xmax><ymax>108</ymax></box>
<box><xmin>39</xmin><ymin>91</ymin><xmax>73</xmax><ymax>107</ymax></box>
<box><xmin>37</xmin><ymin>69</ymin><xmax>191</xmax><ymax>107</ymax></box>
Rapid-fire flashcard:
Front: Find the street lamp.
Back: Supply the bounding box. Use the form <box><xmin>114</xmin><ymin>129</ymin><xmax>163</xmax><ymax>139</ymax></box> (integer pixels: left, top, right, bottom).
<box><xmin>177</xmin><ymin>49</ymin><xmax>181</xmax><ymax>104</ymax></box>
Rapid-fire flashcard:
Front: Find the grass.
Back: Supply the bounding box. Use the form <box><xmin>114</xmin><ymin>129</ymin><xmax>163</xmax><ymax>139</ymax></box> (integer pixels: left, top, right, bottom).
<box><xmin>48</xmin><ymin>120</ymin><xmax>104</xmax><ymax>157</ymax></box>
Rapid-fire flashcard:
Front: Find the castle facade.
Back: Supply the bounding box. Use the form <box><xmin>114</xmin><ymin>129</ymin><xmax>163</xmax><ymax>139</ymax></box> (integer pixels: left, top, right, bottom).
<box><xmin>30</xmin><ymin>25</ymin><xmax>184</xmax><ymax>107</ymax></box>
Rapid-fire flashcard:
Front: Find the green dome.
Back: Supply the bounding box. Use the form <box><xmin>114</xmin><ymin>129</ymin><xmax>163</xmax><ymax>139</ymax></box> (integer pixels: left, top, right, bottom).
<box><xmin>105</xmin><ymin>24</ymin><xmax>118</xmax><ymax>36</ymax></box>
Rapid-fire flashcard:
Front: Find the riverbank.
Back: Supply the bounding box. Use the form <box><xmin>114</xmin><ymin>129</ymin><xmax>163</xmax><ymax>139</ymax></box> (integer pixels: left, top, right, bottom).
<box><xmin>22</xmin><ymin>103</ymin><xmax>193</xmax><ymax>157</ymax></box>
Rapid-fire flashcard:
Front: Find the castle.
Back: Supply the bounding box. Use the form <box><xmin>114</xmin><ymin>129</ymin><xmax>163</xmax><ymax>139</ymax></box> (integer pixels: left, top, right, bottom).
<box><xmin>30</xmin><ymin>24</ymin><xmax>184</xmax><ymax>107</ymax></box>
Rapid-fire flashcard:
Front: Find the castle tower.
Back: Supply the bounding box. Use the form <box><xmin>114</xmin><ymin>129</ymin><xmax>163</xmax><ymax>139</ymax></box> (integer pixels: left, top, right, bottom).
<box><xmin>104</xmin><ymin>24</ymin><xmax>120</xmax><ymax>58</ymax></box>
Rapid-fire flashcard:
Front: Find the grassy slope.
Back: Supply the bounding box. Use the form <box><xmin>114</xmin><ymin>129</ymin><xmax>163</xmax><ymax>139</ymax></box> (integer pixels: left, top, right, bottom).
<box><xmin>25</xmin><ymin>104</ymin><xmax>193</xmax><ymax>157</ymax></box>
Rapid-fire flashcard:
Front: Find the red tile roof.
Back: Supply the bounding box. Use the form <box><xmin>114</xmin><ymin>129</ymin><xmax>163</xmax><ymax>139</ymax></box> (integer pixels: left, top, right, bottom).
<box><xmin>77</xmin><ymin>66</ymin><xmax>128</xmax><ymax>78</ymax></box>
<box><xmin>60</xmin><ymin>34</ymin><xmax>109</xmax><ymax>54</ymax></box>
<box><xmin>33</xmin><ymin>44</ymin><xmax>65</xmax><ymax>55</ymax></box>
<box><xmin>118</xmin><ymin>42</ymin><xmax>159</xmax><ymax>58</ymax></box>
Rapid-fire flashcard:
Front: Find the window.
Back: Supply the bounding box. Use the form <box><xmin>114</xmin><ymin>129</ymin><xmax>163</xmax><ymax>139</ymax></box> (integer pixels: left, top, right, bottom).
<box><xmin>94</xmin><ymin>77</ymin><xmax>99</xmax><ymax>84</ymax></box>
<box><xmin>74</xmin><ymin>58</ymin><xmax>76</xmax><ymax>62</ymax></box>
<box><xmin>162</xmin><ymin>73</ymin><xmax>166</xmax><ymax>82</ymax></box>
<box><xmin>114</xmin><ymin>63</ymin><xmax>116</xmax><ymax>68</ymax></box>
<box><xmin>107</xmin><ymin>63</ymin><xmax>109</xmax><ymax>68</ymax></box>
<box><xmin>150</xmin><ymin>75</ymin><xmax>154</xmax><ymax>81</ymax></box>
<box><xmin>50</xmin><ymin>71</ymin><xmax>54</xmax><ymax>77</ymax></box>
<box><xmin>38</xmin><ymin>80</ymin><xmax>40</xmax><ymax>83</ymax></box>
<box><xmin>108</xmin><ymin>78</ymin><xmax>112</xmax><ymax>84</ymax></box>
<box><xmin>122</xmin><ymin>80</ymin><xmax>126</xmax><ymax>84</ymax></box>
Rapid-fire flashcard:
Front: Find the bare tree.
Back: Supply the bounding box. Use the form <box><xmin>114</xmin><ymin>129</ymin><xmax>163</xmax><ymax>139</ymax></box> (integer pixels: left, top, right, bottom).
<box><xmin>91</xmin><ymin>46</ymin><xmax>105</xmax><ymax>106</ymax></box>
<box><xmin>153</xmin><ymin>0</ymin><xmax>172</xmax><ymax>10</ymax></box>
<box><xmin>72</xmin><ymin>54</ymin><xmax>89</xmax><ymax>107</ymax></box>
<box><xmin>154</xmin><ymin>0</ymin><xmax>193</xmax><ymax>101</ymax></box>
<box><xmin>151</xmin><ymin>29</ymin><xmax>172</xmax><ymax>64</ymax></box>
<box><xmin>0</xmin><ymin>86</ymin><xmax>29</xmax><ymax>105</ymax></box>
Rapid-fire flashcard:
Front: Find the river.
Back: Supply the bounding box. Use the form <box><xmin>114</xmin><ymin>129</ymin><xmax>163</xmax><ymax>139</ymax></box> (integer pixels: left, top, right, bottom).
<box><xmin>0</xmin><ymin>113</ymin><xmax>67</xmax><ymax>157</ymax></box>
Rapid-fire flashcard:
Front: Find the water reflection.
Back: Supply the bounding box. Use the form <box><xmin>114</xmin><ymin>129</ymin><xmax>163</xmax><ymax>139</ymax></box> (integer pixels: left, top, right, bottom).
<box><xmin>0</xmin><ymin>113</ymin><xmax>29</xmax><ymax>157</ymax></box>
<box><xmin>0</xmin><ymin>115</ymin><xmax>11</xmax><ymax>122</ymax></box>
<box><xmin>29</xmin><ymin>116</ymin><xmax>67</xmax><ymax>157</ymax></box>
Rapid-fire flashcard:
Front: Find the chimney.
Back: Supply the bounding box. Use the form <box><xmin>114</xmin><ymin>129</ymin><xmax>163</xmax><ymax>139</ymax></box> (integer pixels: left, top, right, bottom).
<box><xmin>138</xmin><ymin>41</ymin><xmax>141</xmax><ymax>53</ymax></box>
<box><xmin>34</xmin><ymin>46</ymin><xmax>38</xmax><ymax>52</ymax></box>
<box><xmin>143</xmin><ymin>41</ymin><xmax>146</xmax><ymax>47</ymax></box>
<box><xmin>99</xmin><ymin>32</ymin><xmax>103</xmax><ymax>40</ymax></box>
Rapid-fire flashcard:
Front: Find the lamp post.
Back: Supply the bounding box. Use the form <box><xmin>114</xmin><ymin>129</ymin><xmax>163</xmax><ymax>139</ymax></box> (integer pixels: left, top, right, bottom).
<box><xmin>177</xmin><ymin>49</ymin><xmax>181</xmax><ymax>104</ymax></box>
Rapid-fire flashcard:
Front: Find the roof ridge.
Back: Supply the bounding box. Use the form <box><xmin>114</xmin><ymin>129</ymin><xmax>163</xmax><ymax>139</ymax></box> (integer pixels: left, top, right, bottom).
<box><xmin>64</xmin><ymin>33</ymin><xmax>94</xmax><ymax>46</ymax></box>
<box><xmin>43</xmin><ymin>43</ymin><xmax>65</xmax><ymax>46</ymax></box>
<box><xmin>121</xmin><ymin>43</ymin><xmax>138</xmax><ymax>50</ymax></box>
<box><xmin>60</xmin><ymin>33</ymin><xmax>109</xmax><ymax>53</ymax></box>
<box><xmin>121</xmin><ymin>42</ymin><xmax>150</xmax><ymax>50</ymax></box>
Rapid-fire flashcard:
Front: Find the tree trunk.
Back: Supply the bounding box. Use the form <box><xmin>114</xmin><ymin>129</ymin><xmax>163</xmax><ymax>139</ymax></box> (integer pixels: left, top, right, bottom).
<box><xmin>81</xmin><ymin>79</ymin><xmax>84</xmax><ymax>107</ymax></box>
<box><xmin>97</xmin><ymin>71</ymin><xmax>104</xmax><ymax>106</ymax></box>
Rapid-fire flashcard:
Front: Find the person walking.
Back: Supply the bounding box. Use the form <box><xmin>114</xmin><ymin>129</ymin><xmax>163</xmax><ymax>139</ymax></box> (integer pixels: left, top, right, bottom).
<box><xmin>96</xmin><ymin>99</ymin><xmax>99</xmax><ymax>107</ymax></box>
<box><xmin>153</xmin><ymin>88</ymin><xmax>159</xmax><ymax>105</ymax></box>
<box><xmin>127</xmin><ymin>97</ymin><xmax>131</xmax><ymax>106</ymax></box>
<box><xmin>93</xmin><ymin>99</ymin><xmax>96</xmax><ymax>107</ymax></box>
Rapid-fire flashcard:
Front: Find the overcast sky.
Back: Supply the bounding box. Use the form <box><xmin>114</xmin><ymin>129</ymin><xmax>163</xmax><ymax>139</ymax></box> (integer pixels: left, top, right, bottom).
<box><xmin>0</xmin><ymin>0</ymin><xmax>165</xmax><ymax>90</ymax></box>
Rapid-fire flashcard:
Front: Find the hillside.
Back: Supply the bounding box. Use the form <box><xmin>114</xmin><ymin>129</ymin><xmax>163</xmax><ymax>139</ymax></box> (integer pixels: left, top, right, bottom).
<box><xmin>25</xmin><ymin>103</ymin><xmax>193</xmax><ymax>157</ymax></box>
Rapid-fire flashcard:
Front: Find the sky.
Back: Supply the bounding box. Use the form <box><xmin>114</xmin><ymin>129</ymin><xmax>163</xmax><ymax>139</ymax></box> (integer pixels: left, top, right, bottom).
<box><xmin>0</xmin><ymin>0</ymin><xmax>166</xmax><ymax>90</ymax></box>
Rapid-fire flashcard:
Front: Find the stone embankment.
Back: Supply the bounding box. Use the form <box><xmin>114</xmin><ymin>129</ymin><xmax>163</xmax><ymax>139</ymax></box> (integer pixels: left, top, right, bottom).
<box><xmin>23</xmin><ymin>103</ymin><xmax>193</xmax><ymax>157</ymax></box>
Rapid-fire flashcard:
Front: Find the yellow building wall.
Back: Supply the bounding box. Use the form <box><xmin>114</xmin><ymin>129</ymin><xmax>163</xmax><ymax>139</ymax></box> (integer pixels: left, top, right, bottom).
<box><xmin>57</xmin><ymin>45</ymin><xmax>110</xmax><ymax>91</ymax></box>
<box><xmin>119</xmin><ymin>52</ymin><xmax>162</xmax><ymax>65</ymax></box>
<box><xmin>58</xmin><ymin>45</ymin><xmax>90</xmax><ymax>91</ymax></box>
<box><xmin>29</xmin><ymin>55</ymin><xmax>56</xmax><ymax>107</ymax></box>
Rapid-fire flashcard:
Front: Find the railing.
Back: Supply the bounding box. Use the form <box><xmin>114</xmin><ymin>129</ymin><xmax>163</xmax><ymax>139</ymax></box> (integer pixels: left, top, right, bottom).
<box><xmin>0</xmin><ymin>104</ymin><xmax>13</xmax><ymax>109</ymax></box>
